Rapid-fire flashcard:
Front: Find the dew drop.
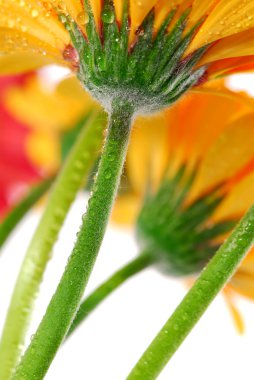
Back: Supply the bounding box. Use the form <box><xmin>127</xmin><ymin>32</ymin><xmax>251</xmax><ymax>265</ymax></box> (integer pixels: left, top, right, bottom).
<box><xmin>31</xmin><ymin>9</ymin><xmax>39</xmax><ymax>18</ymax></box>
<box><xmin>105</xmin><ymin>171</ymin><xmax>112</xmax><ymax>180</ymax></box>
<box><xmin>7</xmin><ymin>19</ymin><xmax>15</xmax><ymax>28</ymax></box>
<box><xmin>102</xmin><ymin>8</ymin><xmax>115</xmax><ymax>24</ymax></box>
<box><xmin>21</xmin><ymin>25</ymin><xmax>28</xmax><ymax>32</ymax></box>
<box><xmin>57</xmin><ymin>1</ymin><xmax>67</xmax><ymax>13</ymax></box>
<box><xmin>77</xmin><ymin>11</ymin><xmax>89</xmax><ymax>25</ymax></box>
<box><xmin>108</xmin><ymin>154</ymin><xmax>115</xmax><ymax>162</ymax></box>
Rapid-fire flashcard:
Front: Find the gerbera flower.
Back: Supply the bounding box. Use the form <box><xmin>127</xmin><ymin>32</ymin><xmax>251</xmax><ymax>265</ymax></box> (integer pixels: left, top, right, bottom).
<box><xmin>112</xmin><ymin>82</ymin><xmax>254</xmax><ymax>332</ymax></box>
<box><xmin>1</xmin><ymin>0</ymin><xmax>254</xmax><ymax>112</ymax></box>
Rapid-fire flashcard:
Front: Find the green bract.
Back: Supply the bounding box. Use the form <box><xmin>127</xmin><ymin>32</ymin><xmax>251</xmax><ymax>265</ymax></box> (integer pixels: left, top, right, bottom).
<box><xmin>136</xmin><ymin>168</ymin><xmax>236</xmax><ymax>276</ymax></box>
<box><xmin>61</xmin><ymin>0</ymin><xmax>208</xmax><ymax>114</ymax></box>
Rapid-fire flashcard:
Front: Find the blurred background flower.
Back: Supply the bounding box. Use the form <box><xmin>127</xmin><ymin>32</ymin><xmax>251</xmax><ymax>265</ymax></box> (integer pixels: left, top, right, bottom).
<box><xmin>0</xmin><ymin>70</ymin><xmax>99</xmax><ymax>219</ymax></box>
<box><xmin>112</xmin><ymin>80</ymin><xmax>254</xmax><ymax>332</ymax></box>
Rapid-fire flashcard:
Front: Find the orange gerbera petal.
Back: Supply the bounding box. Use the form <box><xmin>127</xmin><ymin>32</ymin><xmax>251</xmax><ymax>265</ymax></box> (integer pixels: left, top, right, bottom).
<box><xmin>165</xmin><ymin>83</ymin><xmax>252</xmax><ymax>178</ymax></box>
<box><xmin>230</xmin><ymin>264</ymin><xmax>254</xmax><ymax>301</ymax></box>
<box><xmin>130</xmin><ymin>0</ymin><xmax>157</xmax><ymax>29</ymax></box>
<box><xmin>206</xmin><ymin>56</ymin><xmax>254</xmax><ymax>78</ymax></box>
<box><xmin>199</xmin><ymin>28</ymin><xmax>254</xmax><ymax>66</ymax></box>
<box><xmin>126</xmin><ymin>112</ymin><xmax>169</xmax><ymax>195</ymax></box>
<box><xmin>111</xmin><ymin>194</ymin><xmax>141</xmax><ymax>225</ymax></box>
<box><xmin>213</xmin><ymin>172</ymin><xmax>254</xmax><ymax>222</ymax></box>
<box><xmin>188</xmin><ymin>114</ymin><xmax>254</xmax><ymax>201</ymax></box>
<box><xmin>1</xmin><ymin>0</ymin><xmax>254</xmax><ymax>76</ymax></box>
<box><xmin>188</xmin><ymin>0</ymin><xmax>254</xmax><ymax>53</ymax></box>
<box><xmin>223</xmin><ymin>290</ymin><xmax>245</xmax><ymax>334</ymax></box>
<box><xmin>0</xmin><ymin>4</ymin><xmax>68</xmax><ymax>46</ymax></box>
<box><xmin>0</xmin><ymin>1</ymin><xmax>69</xmax><ymax>67</ymax></box>
<box><xmin>187</xmin><ymin>0</ymin><xmax>219</xmax><ymax>26</ymax></box>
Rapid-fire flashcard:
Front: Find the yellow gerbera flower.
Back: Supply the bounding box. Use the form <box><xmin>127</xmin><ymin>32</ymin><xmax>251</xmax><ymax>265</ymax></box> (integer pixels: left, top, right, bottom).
<box><xmin>112</xmin><ymin>81</ymin><xmax>254</xmax><ymax>333</ymax></box>
<box><xmin>1</xmin><ymin>0</ymin><xmax>254</xmax><ymax>109</ymax></box>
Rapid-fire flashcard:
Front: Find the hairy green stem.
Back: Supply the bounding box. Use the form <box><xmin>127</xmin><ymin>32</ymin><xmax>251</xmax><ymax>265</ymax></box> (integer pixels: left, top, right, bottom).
<box><xmin>66</xmin><ymin>251</ymin><xmax>154</xmax><ymax>338</ymax></box>
<box><xmin>0</xmin><ymin>179</ymin><xmax>53</xmax><ymax>248</ymax></box>
<box><xmin>12</xmin><ymin>100</ymin><xmax>134</xmax><ymax>380</ymax></box>
<box><xmin>127</xmin><ymin>206</ymin><xmax>254</xmax><ymax>380</ymax></box>
<box><xmin>0</xmin><ymin>112</ymin><xmax>104</xmax><ymax>380</ymax></box>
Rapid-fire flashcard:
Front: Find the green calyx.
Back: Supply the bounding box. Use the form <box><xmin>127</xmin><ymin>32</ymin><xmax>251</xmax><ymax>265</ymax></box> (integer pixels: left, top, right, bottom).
<box><xmin>61</xmin><ymin>0</ymin><xmax>208</xmax><ymax>114</ymax></box>
<box><xmin>136</xmin><ymin>168</ymin><xmax>236</xmax><ymax>276</ymax></box>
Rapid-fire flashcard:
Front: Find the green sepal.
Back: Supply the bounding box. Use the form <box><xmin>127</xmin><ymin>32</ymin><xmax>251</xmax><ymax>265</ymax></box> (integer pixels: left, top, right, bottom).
<box><xmin>143</xmin><ymin>9</ymin><xmax>176</xmax><ymax>83</ymax></box>
<box><xmin>128</xmin><ymin>9</ymin><xmax>155</xmax><ymax>82</ymax></box>
<box><xmin>149</xmin><ymin>9</ymin><xmax>191</xmax><ymax>89</ymax></box>
<box><xmin>61</xmin><ymin>1</ymin><xmax>208</xmax><ymax>113</ymax></box>
<box><xmin>136</xmin><ymin>169</ymin><xmax>237</xmax><ymax>276</ymax></box>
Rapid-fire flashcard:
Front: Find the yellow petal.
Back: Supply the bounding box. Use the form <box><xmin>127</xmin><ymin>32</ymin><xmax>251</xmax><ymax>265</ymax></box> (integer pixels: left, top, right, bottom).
<box><xmin>223</xmin><ymin>290</ymin><xmax>245</xmax><ymax>334</ymax></box>
<box><xmin>228</xmin><ymin>248</ymin><xmax>254</xmax><ymax>303</ymax></box>
<box><xmin>200</xmin><ymin>28</ymin><xmax>254</xmax><ymax>66</ymax></box>
<box><xmin>189</xmin><ymin>113</ymin><xmax>254</xmax><ymax>201</ymax></box>
<box><xmin>230</xmin><ymin>270</ymin><xmax>254</xmax><ymax>301</ymax></box>
<box><xmin>5</xmin><ymin>75</ymin><xmax>93</xmax><ymax>132</ymax></box>
<box><xmin>57</xmin><ymin>0</ymin><xmax>85</xmax><ymax>21</ymax></box>
<box><xmin>188</xmin><ymin>0</ymin><xmax>219</xmax><ymax>26</ymax></box>
<box><xmin>111</xmin><ymin>194</ymin><xmax>141</xmax><ymax>225</ymax></box>
<box><xmin>154</xmin><ymin>0</ymin><xmax>191</xmax><ymax>31</ymax></box>
<box><xmin>0</xmin><ymin>1</ymin><xmax>70</xmax><ymax>73</ymax></box>
<box><xmin>166</xmin><ymin>85</ymin><xmax>251</xmax><ymax>177</ymax></box>
<box><xmin>126</xmin><ymin>111</ymin><xmax>169</xmax><ymax>194</ymax></box>
<box><xmin>213</xmin><ymin>171</ymin><xmax>254</xmax><ymax>222</ymax></box>
<box><xmin>0</xmin><ymin>52</ymin><xmax>60</xmax><ymax>74</ymax></box>
<box><xmin>188</xmin><ymin>0</ymin><xmax>254</xmax><ymax>53</ymax></box>
<box><xmin>130</xmin><ymin>0</ymin><xmax>157</xmax><ymax>29</ymax></box>
<box><xmin>56</xmin><ymin>76</ymin><xmax>98</xmax><ymax>106</ymax></box>
<box><xmin>0</xmin><ymin>27</ymin><xmax>68</xmax><ymax>70</ymax></box>
<box><xmin>25</xmin><ymin>130</ymin><xmax>60</xmax><ymax>175</ymax></box>
<box><xmin>0</xmin><ymin>2</ymin><xmax>68</xmax><ymax>49</ymax></box>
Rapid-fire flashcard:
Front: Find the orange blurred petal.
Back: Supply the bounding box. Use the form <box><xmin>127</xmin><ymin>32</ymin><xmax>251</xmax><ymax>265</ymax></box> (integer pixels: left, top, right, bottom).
<box><xmin>111</xmin><ymin>194</ymin><xmax>141</xmax><ymax>225</ymax></box>
<box><xmin>127</xmin><ymin>112</ymin><xmax>169</xmax><ymax>194</ymax></box>
<box><xmin>0</xmin><ymin>52</ymin><xmax>64</xmax><ymax>75</ymax></box>
<box><xmin>223</xmin><ymin>290</ymin><xmax>245</xmax><ymax>334</ymax></box>
<box><xmin>5</xmin><ymin>76</ymin><xmax>94</xmax><ymax>132</ymax></box>
<box><xmin>229</xmin><ymin>247</ymin><xmax>254</xmax><ymax>302</ymax></box>
<box><xmin>188</xmin><ymin>113</ymin><xmax>254</xmax><ymax>201</ymax></box>
<box><xmin>213</xmin><ymin>172</ymin><xmax>254</xmax><ymax>222</ymax></box>
<box><xmin>26</xmin><ymin>131</ymin><xmax>60</xmax><ymax>175</ymax></box>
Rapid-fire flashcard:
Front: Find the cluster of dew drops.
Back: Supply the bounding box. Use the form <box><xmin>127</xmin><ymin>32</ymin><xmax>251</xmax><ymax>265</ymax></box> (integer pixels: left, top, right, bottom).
<box><xmin>194</xmin><ymin>0</ymin><xmax>253</xmax><ymax>44</ymax></box>
<box><xmin>2</xmin><ymin>0</ymin><xmax>90</xmax><ymax>56</ymax></box>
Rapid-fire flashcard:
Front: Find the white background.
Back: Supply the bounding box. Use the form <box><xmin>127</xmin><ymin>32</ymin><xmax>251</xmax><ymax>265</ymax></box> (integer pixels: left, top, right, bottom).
<box><xmin>1</xmin><ymin>74</ymin><xmax>254</xmax><ymax>379</ymax></box>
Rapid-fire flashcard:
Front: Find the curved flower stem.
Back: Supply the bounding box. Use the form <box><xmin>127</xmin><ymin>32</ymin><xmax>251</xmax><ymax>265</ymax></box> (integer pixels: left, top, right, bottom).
<box><xmin>12</xmin><ymin>100</ymin><xmax>134</xmax><ymax>380</ymax></box>
<box><xmin>0</xmin><ymin>179</ymin><xmax>53</xmax><ymax>249</ymax></box>
<box><xmin>0</xmin><ymin>111</ymin><xmax>105</xmax><ymax>380</ymax></box>
<box><xmin>127</xmin><ymin>206</ymin><xmax>254</xmax><ymax>380</ymax></box>
<box><xmin>66</xmin><ymin>251</ymin><xmax>154</xmax><ymax>338</ymax></box>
